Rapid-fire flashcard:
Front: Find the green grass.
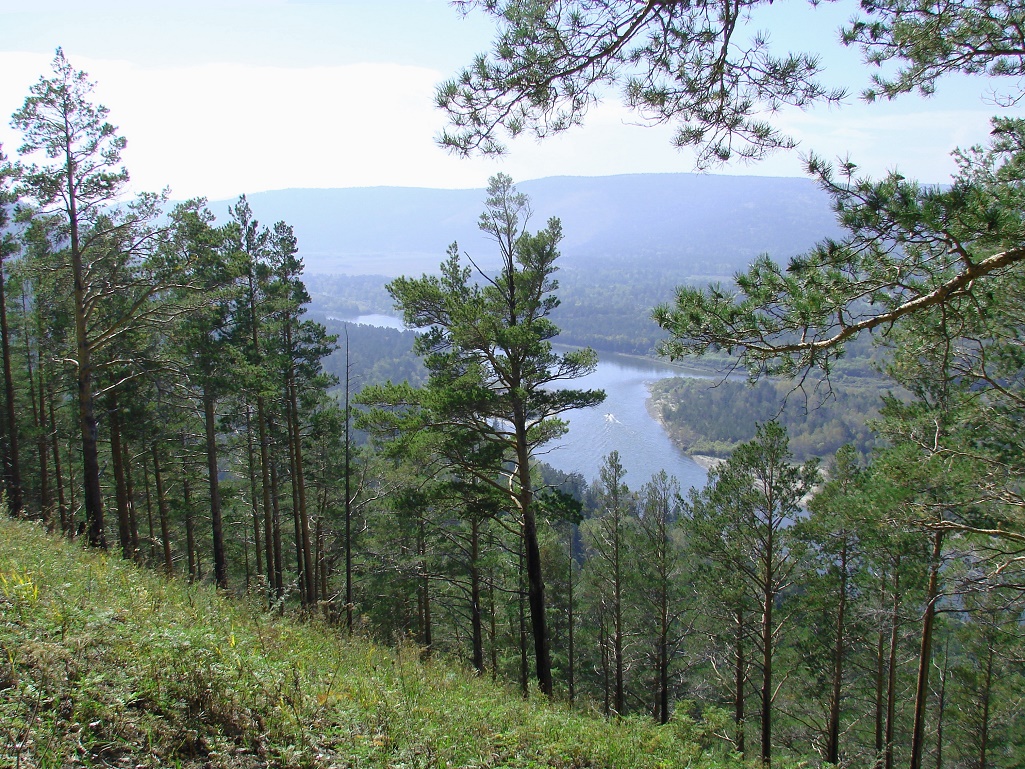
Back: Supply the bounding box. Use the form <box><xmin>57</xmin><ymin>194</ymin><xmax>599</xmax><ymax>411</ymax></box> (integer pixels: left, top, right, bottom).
<box><xmin>1</xmin><ymin>519</ymin><xmax>744</xmax><ymax>769</ymax></box>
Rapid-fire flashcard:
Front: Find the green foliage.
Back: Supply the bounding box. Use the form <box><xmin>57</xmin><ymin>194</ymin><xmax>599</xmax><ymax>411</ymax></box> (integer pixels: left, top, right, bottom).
<box><xmin>319</xmin><ymin>320</ymin><xmax>426</xmax><ymax>391</ymax></box>
<box><xmin>843</xmin><ymin>0</ymin><xmax>1025</xmax><ymax>101</ymax></box>
<box><xmin>11</xmin><ymin>47</ymin><xmax>129</xmax><ymax>211</ymax></box>
<box><xmin>683</xmin><ymin>422</ymin><xmax>819</xmax><ymax>763</ymax></box>
<box><xmin>439</xmin><ymin>0</ymin><xmax>843</xmax><ymax>165</ymax></box>
<box><xmin>358</xmin><ymin>174</ymin><xmax>606</xmax><ymax>696</ymax></box>
<box><xmin>4</xmin><ymin>29</ymin><xmax>1025</xmax><ymax>769</ymax></box>
<box><xmin>305</xmin><ymin>274</ymin><xmax>404</xmax><ymax>318</ymax></box>
<box><xmin>551</xmin><ymin>267</ymin><xmax>679</xmax><ymax>355</ymax></box>
<box><xmin>359</xmin><ymin>174</ymin><xmax>605</xmax><ymax>494</ymax></box>
<box><xmin>650</xmin><ymin>376</ymin><xmax>884</xmax><ymax>461</ymax></box>
<box><xmin>656</xmin><ymin>121</ymin><xmax>1025</xmax><ymax>378</ymax></box>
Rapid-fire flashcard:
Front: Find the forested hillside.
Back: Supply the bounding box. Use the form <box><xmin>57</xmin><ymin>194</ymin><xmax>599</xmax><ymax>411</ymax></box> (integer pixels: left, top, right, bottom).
<box><xmin>304</xmin><ymin>268</ymin><xmax>685</xmax><ymax>356</ymax></box>
<box><xmin>0</xmin><ymin>519</ymin><xmax>739</xmax><ymax>769</ymax></box>
<box><xmin>4</xmin><ymin>18</ymin><xmax>1025</xmax><ymax>769</ymax></box>
<box><xmin>319</xmin><ymin>320</ymin><xmax>425</xmax><ymax>390</ymax></box>
<box><xmin>650</xmin><ymin>376</ymin><xmax>884</xmax><ymax>460</ymax></box>
<box><xmin>213</xmin><ymin>173</ymin><xmax>842</xmax><ymax>277</ymax></box>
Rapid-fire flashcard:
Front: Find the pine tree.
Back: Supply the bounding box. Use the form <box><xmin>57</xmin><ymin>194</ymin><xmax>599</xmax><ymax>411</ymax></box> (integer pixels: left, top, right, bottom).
<box><xmin>11</xmin><ymin>49</ymin><xmax>166</xmax><ymax>546</ymax></box>
<box><xmin>581</xmin><ymin>451</ymin><xmax>635</xmax><ymax>715</ymax></box>
<box><xmin>0</xmin><ymin>145</ymin><xmax>23</xmax><ymax>515</ymax></box>
<box><xmin>359</xmin><ymin>174</ymin><xmax>604</xmax><ymax>696</ymax></box>
<box><xmin>685</xmin><ymin>422</ymin><xmax>818</xmax><ymax>764</ymax></box>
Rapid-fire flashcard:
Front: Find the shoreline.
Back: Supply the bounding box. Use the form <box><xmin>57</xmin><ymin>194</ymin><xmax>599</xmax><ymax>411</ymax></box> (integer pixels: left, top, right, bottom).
<box><xmin>689</xmin><ymin>454</ymin><xmax>726</xmax><ymax>471</ymax></box>
<box><xmin>645</xmin><ymin>384</ymin><xmax>727</xmax><ymax>470</ymax></box>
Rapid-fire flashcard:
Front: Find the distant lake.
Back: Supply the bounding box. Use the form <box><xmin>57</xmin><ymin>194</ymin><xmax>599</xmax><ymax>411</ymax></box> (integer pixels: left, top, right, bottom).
<box><xmin>328</xmin><ymin>313</ymin><xmax>406</xmax><ymax>330</ymax></box>
<box><xmin>336</xmin><ymin>315</ymin><xmax>709</xmax><ymax>492</ymax></box>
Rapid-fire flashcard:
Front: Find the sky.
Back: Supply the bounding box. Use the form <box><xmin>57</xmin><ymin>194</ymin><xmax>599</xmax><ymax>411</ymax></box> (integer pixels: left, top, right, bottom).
<box><xmin>1</xmin><ymin>0</ymin><xmax>1019</xmax><ymax>200</ymax></box>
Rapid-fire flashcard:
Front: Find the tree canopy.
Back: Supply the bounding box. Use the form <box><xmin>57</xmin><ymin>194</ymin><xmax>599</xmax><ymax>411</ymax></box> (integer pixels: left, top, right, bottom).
<box><xmin>655</xmin><ymin>122</ymin><xmax>1025</xmax><ymax>377</ymax></box>
<box><xmin>438</xmin><ymin>0</ymin><xmax>845</xmax><ymax>166</ymax></box>
<box><xmin>438</xmin><ymin>0</ymin><xmax>1024</xmax><ymax>166</ymax></box>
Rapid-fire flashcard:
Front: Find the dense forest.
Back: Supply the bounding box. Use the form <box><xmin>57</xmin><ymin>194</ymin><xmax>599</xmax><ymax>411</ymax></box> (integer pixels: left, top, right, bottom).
<box><xmin>4</xmin><ymin>6</ymin><xmax>1025</xmax><ymax>767</ymax></box>
<box><xmin>306</xmin><ymin>267</ymin><xmax>689</xmax><ymax>356</ymax></box>
<box><xmin>650</xmin><ymin>375</ymin><xmax>886</xmax><ymax>461</ymax></box>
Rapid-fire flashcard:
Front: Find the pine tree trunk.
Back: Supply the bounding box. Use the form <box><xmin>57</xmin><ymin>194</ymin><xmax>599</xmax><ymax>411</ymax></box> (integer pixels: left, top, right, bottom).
<box><xmin>979</xmin><ymin>631</ymin><xmax>995</xmax><ymax>769</ymax></box>
<box><xmin>246</xmin><ymin>268</ymin><xmax>276</xmax><ymax>602</ymax></box>
<box><xmin>418</xmin><ymin>515</ymin><xmax>432</xmax><ymax>653</ymax></box>
<box><xmin>141</xmin><ymin>456</ymin><xmax>156</xmax><ymax>563</ymax></box>
<box><xmin>470</xmin><ymin>515</ymin><xmax>484</xmax><ymax>674</ymax></box>
<box><xmin>934</xmin><ymin>636</ymin><xmax>949</xmax><ymax>769</ymax></box>
<box><xmin>242</xmin><ymin>511</ymin><xmax>251</xmax><ymax>590</ymax></box>
<box><xmin>243</xmin><ymin>405</ymin><xmax>264</xmax><ymax>590</ymax></box>
<box><xmin>344</xmin><ymin>366</ymin><xmax>354</xmax><ymax>633</ymax></box>
<box><xmin>885</xmin><ymin>570</ymin><xmax>902</xmax><ymax>769</ymax></box>
<box><xmin>761</xmin><ymin>527</ymin><xmax>775</xmax><ymax>765</ymax></box>
<box><xmin>47</xmin><ymin>381</ymin><xmax>68</xmax><ymax>535</ymax></box>
<box><xmin>124</xmin><ymin>442</ymin><xmax>139</xmax><ymax>560</ymax></box>
<box><xmin>182</xmin><ymin>451</ymin><xmax>196</xmax><ymax>582</ymax></box>
<box><xmin>910</xmin><ymin>531</ymin><xmax>944</xmax><ymax>769</ymax></box>
<box><xmin>109</xmin><ymin>391</ymin><xmax>132</xmax><ymax>560</ymax></box>
<box><xmin>36</xmin><ymin>357</ymin><xmax>51</xmax><ymax>528</ymax></box>
<box><xmin>659</xmin><ymin>581</ymin><xmax>670</xmax><ymax>725</ymax></box>
<box><xmin>613</xmin><ymin>511</ymin><xmax>624</xmax><ymax>716</ymax></box>
<box><xmin>286</xmin><ymin>359</ymin><xmax>315</xmax><ymax>605</ymax></box>
<box><xmin>66</xmin><ymin>441</ymin><xmax>76</xmax><ymax>533</ymax></box>
<box><xmin>736</xmin><ymin>606</ymin><xmax>746</xmax><ymax>758</ymax></box>
<box><xmin>76</xmin><ymin>334</ymin><xmax>104</xmax><ymax>546</ymax></box>
<box><xmin>261</xmin><ymin>402</ymin><xmax>279</xmax><ymax>600</ymax></box>
<box><xmin>270</xmin><ymin>457</ymin><xmax>284</xmax><ymax>600</ymax></box>
<box><xmin>826</xmin><ymin>535</ymin><xmax>849</xmax><ymax>764</ymax></box>
<box><xmin>516</xmin><ymin>434</ymin><xmax>552</xmax><ymax>697</ymax></box>
<box><xmin>202</xmin><ymin>385</ymin><xmax>227</xmax><ymax>589</ymax></box>
<box><xmin>68</xmin><ymin>179</ymin><xmax>104</xmax><ymax>548</ymax></box>
<box><xmin>0</xmin><ymin>257</ymin><xmax>23</xmax><ymax>515</ymax></box>
<box><xmin>875</xmin><ymin>571</ymin><xmax>888</xmax><ymax>766</ymax></box>
<box><xmin>152</xmin><ymin>443</ymin><xmax>173</xmax><ymax>575</ymax></box>
<box><xmin>518</xmin><ymin>533</ymin><xmax>529</xmax><ymax>697</ymax></box>
<box><xmin>288</xmin><ymin>409</ymin><xmax>304</xmax><ymax>601</ymax></box>
<box><xmin>22</xmin><ymin>299</ymin><xmax>47</xmax><ymax>522</ymax></box>
<box><xmin>600</xmin><ymin>604</ymin><xmax>611</xmax><ymax>716</ymax></box>
<box><xmin>567</xmin><ymin>526</ymin><xmax>576</xmax><ymax>704</ymax></box>
<box><xmin>489</xmin><ymin>574</ymin><xmax>498</xmax><ymax>683</ymax></box>
<box><xmin>316</xmin><ymin>516</ymin><xmax>328</xmax><ymax>608</ymax></box>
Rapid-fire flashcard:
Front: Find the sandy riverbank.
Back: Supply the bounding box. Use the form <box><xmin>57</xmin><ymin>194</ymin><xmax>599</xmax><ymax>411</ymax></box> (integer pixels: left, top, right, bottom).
<box><xmin>689</xmin><ymin>454</ymin><xmax>726</xmax><ymax>471</ymax></box>
<box><xmin>645</xmin><ymin>384</ymin><xmax>727</xmax><ymax>470</ymax></box>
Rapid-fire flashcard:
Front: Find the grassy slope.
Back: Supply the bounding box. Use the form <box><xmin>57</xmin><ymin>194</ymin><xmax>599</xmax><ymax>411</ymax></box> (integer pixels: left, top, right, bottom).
<box><xmin>0</xmin><ymin>520</ymin><xmax>742</xmax><ymax>769</ymax></box>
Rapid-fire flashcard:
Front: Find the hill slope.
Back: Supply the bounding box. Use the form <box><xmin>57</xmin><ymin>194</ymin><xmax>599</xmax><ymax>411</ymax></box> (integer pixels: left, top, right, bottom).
<box><xmin>0</xmin><ymin>520</ymin><xmax>742</xmax><ymax>769</ymax></box>
<box><xmin>209</xmin><ymin>173</ymin><xmax>842</xmax><ymax>277</ymax></box>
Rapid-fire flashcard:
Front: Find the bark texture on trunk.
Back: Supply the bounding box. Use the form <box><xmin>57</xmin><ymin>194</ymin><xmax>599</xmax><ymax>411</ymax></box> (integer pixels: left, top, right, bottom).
<box><xmin>0</xmin><ymin>258</ymin><xmax>23</xmax><ymax>516</ymax></box>
<box><xmin>910</xmin><ymin>531</ymin><xmax>944</xmax><ymax>769</ymax></box>
<box><xmin>152</xmin><ymin>444</ymin><xmax>173</xmax><ymax>575</ymax></box>
<box><xmin>203</xmin><ymin>385</ymin><xmax>227</xmax><ymax>589</ymax></box>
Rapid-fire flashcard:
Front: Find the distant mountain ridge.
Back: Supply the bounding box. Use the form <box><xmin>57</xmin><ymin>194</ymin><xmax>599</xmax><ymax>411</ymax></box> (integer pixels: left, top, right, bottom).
<box><xmin>208</xmin><ymin>173</ymin><xmax>844</xmax><ymax>278</ymax></box>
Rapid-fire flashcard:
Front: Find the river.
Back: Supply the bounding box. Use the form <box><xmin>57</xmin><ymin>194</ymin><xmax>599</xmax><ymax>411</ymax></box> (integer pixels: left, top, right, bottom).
<box><xmin>340</xmin><ymin>314</ymin><xmax>709</xmax><ymax>492</ymax></box>
<box><xmin>545</xmin><ymin>348</ymin><xmax>709</xmax><ymax>492</ymax></box>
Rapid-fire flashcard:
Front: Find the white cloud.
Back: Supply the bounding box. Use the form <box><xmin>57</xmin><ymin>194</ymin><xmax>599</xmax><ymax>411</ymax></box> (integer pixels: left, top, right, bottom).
<box><xmin>769</xmin><ymin>104</ymin><xmax>1000</xmax><ymax>183</ymax></box>
<box><xmin>2</xmin><ymin>52</ymin><xmax>493</xmax><ymax>198</ymax></box>
<box><xmin>2</xmin><ymin>50</ymin><xmax>1015</xmax><ymax>199</ymax></box>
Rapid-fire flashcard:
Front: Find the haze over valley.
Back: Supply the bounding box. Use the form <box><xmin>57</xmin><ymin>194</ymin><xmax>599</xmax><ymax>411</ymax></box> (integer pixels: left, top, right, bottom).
<box><xmin>212</xmin><ymin>172</ymin><xmax>843</xmax><ymax>278</ymax></box>
<box><xmin>5</xmin><ymin>1</ymin><xmax>1024</xmax><ymax>766</ymax></box>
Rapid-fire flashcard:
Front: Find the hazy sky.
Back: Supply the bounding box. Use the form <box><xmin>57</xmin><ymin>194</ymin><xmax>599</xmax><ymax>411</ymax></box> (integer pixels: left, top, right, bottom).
<box><xmin>1</xmin><ymin>0</ymin><xmax>1018</xmax><ymax>199</ymax></box>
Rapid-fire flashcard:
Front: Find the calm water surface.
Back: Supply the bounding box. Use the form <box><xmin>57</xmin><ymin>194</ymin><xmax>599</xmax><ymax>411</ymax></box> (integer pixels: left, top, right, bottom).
<box><xmin>329</xmin><ymin>313</ymin><xmax>406</xmax><ymax>330</ymax></box>
<box><xmin>546</xmin><ymin>347</ymin><xmax>709</xmax><ymax>491</ymax></box>
<box><xmin>337</xmin><ymin>314</ymin><xmax>709</xmax><ymax>491</ymax></box>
